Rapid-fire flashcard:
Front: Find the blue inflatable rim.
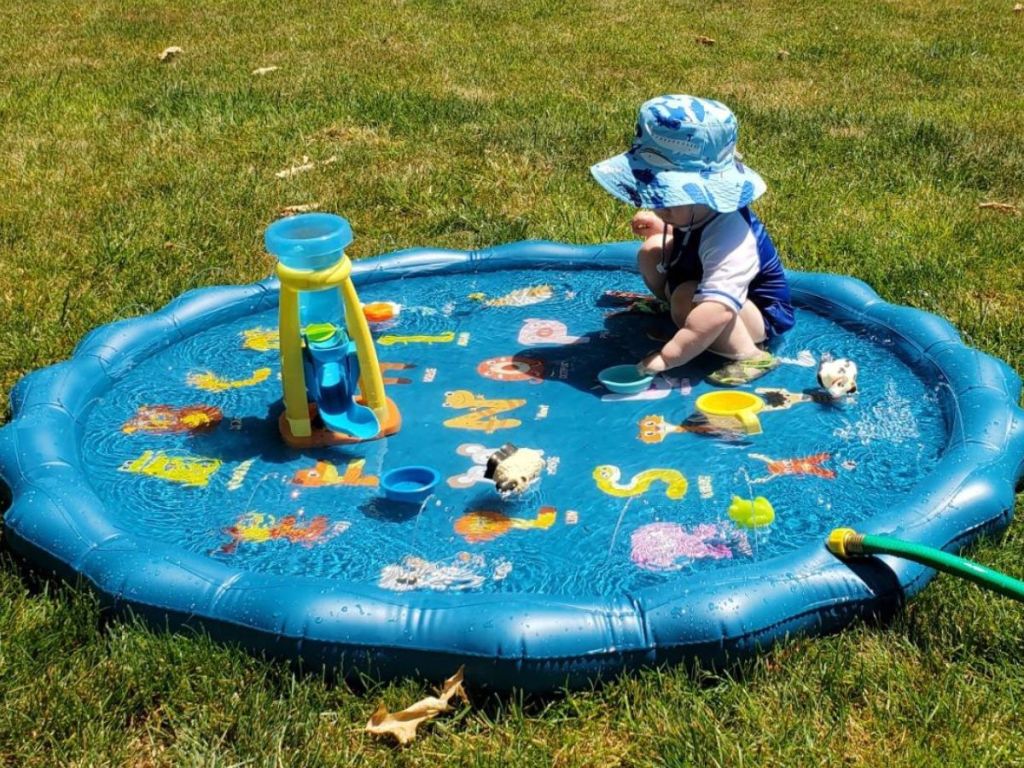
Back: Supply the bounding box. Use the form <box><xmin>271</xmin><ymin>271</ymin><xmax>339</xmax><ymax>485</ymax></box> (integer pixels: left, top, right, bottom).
<box><xmin>2</xmin><ymin>239</ymin><xmax>1023</xmax><ymax>691</ymax></box>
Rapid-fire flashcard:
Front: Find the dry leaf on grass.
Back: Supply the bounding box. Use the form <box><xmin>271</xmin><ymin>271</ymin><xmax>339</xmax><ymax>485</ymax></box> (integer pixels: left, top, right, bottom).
<box><xmin>979</xmin><ymin>201</ymin><xmax>1021</xmax><ymax>214</ymax></box>
<box><xmin>158</xmin><ymin>46</ymin><xmax>183</xmax><ymax>62</ymax></box>
<box><xmin>252</xmin><ymin>66</ymin><xmax>279</xmax><ymax>76</ymax></box>
<box><xmin>275</xmin><ymin>156</ymin><xmax>337</xmax><ymax>179</ymax></box>
<box><xmin>280</xmin><ymin>203</ymin><xmax>320</xmax><ymax>215</ymax></box>
<box><xmin>695</xmin><ymin>35</ymin><xmax>716</xmax><ymax>46</ymax></box>
<box><xmin>365</xmin><ymin>666</ymin><xmax>467</xmax><ymax>745</ymax></box>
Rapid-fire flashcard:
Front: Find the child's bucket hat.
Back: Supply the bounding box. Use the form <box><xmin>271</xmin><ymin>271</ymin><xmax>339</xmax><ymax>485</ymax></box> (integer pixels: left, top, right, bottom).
<box><xmin>590</xmin><ymin>95</ymin><xmax>766</xmax><ymax>213</ymax></box>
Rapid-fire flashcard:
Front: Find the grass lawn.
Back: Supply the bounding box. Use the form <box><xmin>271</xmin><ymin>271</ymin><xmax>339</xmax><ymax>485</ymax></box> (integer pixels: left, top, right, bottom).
<box><xmin>2</xmin><ymin>0</ymin><xmax>1023</xmax><ymax>764</ymax></box>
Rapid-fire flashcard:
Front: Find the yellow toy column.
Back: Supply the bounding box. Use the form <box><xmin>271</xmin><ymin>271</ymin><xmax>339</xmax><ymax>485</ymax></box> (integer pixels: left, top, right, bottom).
<box><xmin>266</xmin><ymin>213</ymin><xmax>400</xmax><ymax>447</ymax></box>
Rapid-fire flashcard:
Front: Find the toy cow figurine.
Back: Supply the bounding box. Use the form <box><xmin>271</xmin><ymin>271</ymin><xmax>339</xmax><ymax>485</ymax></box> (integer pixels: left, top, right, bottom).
<box><xmin>484</xmin><ymin>443</ymin><xmax>545</xmax><ymax>494</ymax></box>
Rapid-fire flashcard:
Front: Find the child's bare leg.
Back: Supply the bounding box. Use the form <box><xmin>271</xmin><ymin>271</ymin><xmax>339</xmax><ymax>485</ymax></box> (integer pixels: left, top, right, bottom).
<box><xmin>706</xmin><ymin>302</ymin><xmax>777</xmax><ymax>385</ymax></box>
<box><xmin>637</xmin><ymin>234</ymin><xmax>672</xmax><ymax>299</ymax></box>
<box><xmin>708</xmin><ymin>302</ymin><xmax>766</xmax><ymax>360</ymax></box>
<box><xmin>667</xmin><ymin>283</ymin><xmax>765</xmax><ymax>358</ymax></box>
<box><xmin>668</xmin><ymin>281</ymin><xmax>697</xmax><ymax>326</ymax></box>
<box><xmin>666</xmin><ymin>286</ymin><xmax>775</xmax><ymax>384</ymax></box>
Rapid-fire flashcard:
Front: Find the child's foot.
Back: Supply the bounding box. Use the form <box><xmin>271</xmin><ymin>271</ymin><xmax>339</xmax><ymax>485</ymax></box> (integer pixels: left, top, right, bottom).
<box><xmin>708</xmin><ymin>351</ymin><xmax>779</xmax><ymax>386</ymax></box>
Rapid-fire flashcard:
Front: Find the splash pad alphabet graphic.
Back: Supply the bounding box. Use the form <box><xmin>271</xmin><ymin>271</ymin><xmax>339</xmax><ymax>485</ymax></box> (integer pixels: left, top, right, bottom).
<box><xmin>291</xmin><ymin>459</ymin><xmax>379</xmax><ymax>487</ymax></box>
<box><xmin>119</xmin><ymin>450</ymin><xmax>222</xmax><ymax>487</ymax></box>
<box><xmin>381</xmin><ymin>362</ymin><xmax>416</xmax><ymax>385</ymax></box>
<box><xmin>443</xmin><ymin>390</ymin><xmax>526</xmax><ymax>433</ymax></box>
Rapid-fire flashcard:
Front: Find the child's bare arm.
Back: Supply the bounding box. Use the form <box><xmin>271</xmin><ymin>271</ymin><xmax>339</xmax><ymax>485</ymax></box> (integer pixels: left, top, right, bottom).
<box><xmin>631</xmin><ymin>210</ymin><xmax>668</xmax><ymax>238</ymax></box>
<box><xmin>638</xmin><ymin>302</ymin><xmax>734</xmax><ymax>374</ymax></box>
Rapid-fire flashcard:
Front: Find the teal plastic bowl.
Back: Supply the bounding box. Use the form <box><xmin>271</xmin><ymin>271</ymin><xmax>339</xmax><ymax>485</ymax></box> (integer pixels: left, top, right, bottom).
<box><xmin>598</xmin><ymin>364</ymin><xmax>654</xmax><ymax>395</ymax></box>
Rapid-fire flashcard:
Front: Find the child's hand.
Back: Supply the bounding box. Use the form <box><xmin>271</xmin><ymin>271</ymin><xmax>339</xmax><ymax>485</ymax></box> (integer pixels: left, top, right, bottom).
<box><xmin>631</xmin><ymin>210</ymin><xmax>667</xmax><ymax>238</ymax></box>
<box><xmin>637</xmin><ymin>352</ymin><xmax>667</xmax><ymax>376</ymax></box>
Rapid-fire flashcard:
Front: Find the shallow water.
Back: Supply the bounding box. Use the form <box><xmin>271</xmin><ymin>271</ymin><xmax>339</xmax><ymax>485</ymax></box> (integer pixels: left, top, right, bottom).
<box><xmin>80</xmin><ymin>268</ymin><xmax>948</xmax><ymax>597</ymax></box>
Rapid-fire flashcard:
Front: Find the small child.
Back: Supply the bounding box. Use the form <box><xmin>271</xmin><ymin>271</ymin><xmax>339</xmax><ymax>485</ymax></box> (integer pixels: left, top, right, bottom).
<box><xmin>590</xmin><ymin>95</ymin><xmax>794</xmax><ymax>385</ymax></box>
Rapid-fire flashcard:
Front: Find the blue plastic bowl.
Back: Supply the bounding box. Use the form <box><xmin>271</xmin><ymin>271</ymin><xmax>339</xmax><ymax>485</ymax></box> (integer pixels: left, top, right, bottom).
<box><xmin>381</xmin><ymin>466</ymin><xmax>441</xmax><ymax>504</ymax></box>
<box><xmin>598</xmin><ymin>364</ymin><xmax>654</xmax><ymax>395</ymax></box>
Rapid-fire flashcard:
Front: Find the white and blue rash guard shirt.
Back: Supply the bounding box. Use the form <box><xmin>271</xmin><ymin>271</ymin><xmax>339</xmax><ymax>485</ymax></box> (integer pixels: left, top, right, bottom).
<box><xmin>664</xmin><ymin>207</ymin><xmax>795</xmax><ymax>339</ymax></box>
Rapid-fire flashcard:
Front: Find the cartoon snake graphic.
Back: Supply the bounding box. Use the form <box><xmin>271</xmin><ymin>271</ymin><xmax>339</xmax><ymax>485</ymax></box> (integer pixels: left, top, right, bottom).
<box><xmin>187</xmin><ymin>368</ymin><xmax>271</xmax><ymax>392</ymax></box>
<box><xmin>378</xmin><ymin>331</ymin><xmax>455</xmax><ymax>346</ymax></box>
<box><xmin>592</xmin><ymin>465</ymin><xmax>688</xmax><ymax>500</ymax></box>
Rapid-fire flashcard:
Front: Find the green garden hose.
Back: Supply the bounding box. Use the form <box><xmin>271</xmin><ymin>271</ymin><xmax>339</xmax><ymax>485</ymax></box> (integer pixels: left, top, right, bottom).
<box><xmin>827</xmin><ymin>528</ymin><xmax>1024</xmax><ymax>603</ymax></box>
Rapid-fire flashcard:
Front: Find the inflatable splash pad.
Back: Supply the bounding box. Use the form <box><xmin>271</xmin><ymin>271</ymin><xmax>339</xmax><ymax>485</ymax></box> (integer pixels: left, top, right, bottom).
<box><xmin>2</xmin><ymin>230</ymin><xmax>1022</xmax><ymax>691</ymax></box>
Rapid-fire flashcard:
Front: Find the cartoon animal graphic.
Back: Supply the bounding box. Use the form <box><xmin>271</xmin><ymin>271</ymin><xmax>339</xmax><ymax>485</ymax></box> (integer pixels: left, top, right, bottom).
<box><xmin>517</xmin><ymin>318</ymin><xmax>589</xmax><ymax>346</ymax></box>
<box><xmin>638</xmin><ymin>414</ymin><xmax>718</xmax><ymax>444</ymax></box>
<box><xmin>119</xmin><ymin>450</ymin><xmax>222</xmax><ymax>487</ymax></box>
<box><xmin>220</xmin><ymin>512</ymin><xmax>349</xmax><ymax>554</ymax></box>
<box><xmin>187</xmin><ymin>368</ymin><xmax>271</xmax><ymax>392</ymax></box>
<box><xmin>592</xmin><ymin>465</ymin><xmax>688</xmax><ymax>500</ymax></box>
<box><xmin>755</xmin><ymin>388</ymin><xmax>833</xmax><ymax>411</ymax></box>
<box><xmin>748</xmin><ymin>452</ymin><xmax>836</xmax><ymax>482</ymax></box>
<box><xmin>448</xmin><ymin>443</ymin><xmax>500</xmax><ymax>489</ymax></box>
<box><xmin>381</xmin><ymin>362</ymin><xmax>415</xmax><ymax>385</ymax></box>
<box><xmin>476</xmin><ymin>355</ymin><xmax>546</xmax><ymax>384</ymax></box>
<box><xmin>443</xmin><ymin>390</ymin><xmax>526</xmax><ymax>433</ymax></box>
<box><xmin>122</xmin><ymin>405</ymin><xmax>222</xmax><ymax>434</ymax></box>
<box><xmin>601</xmin><ymin>375</ymin><xmax>690</xmax><ymax>402</ymax></box>
<box><xmin>291</xmin><ymin>459</ymin><xmax>379</xmax><ymax>487</ymax></box>
<box><xmin>241</xmin><ymin>328</ymin><xmax>280</xmax><ymax>352</ymax></box>
<box><xmin>469</xmin><ymin>285</ymin><xmax>553</xmax><ymax>307</ymax></box>
<box><xmin>377</xmin><ymin>331</ymin><xmax>455</xmax><ymax>346</ymax></box>
<box><xmin>631</xmin><ymin>522</ymin><xmax>751</xmax><ymax>571</ymax></box>
<box><xmin>453</xmin><ymin>507</ymin><xmax>557</xmax><ymax>543</ymax></box>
